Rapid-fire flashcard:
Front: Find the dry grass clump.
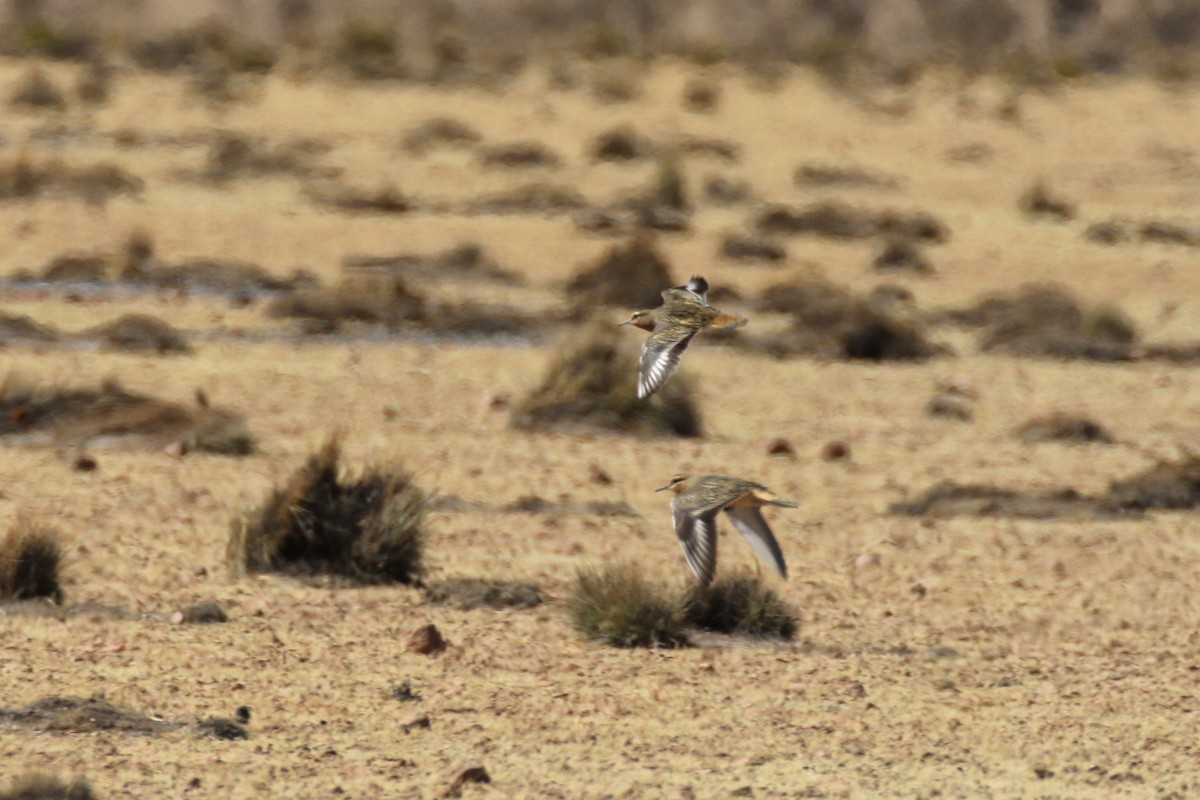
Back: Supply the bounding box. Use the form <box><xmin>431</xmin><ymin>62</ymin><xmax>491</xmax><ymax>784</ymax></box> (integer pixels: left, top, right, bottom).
<box><xmin>1020</xmin><ymin>181</ymin><xmax>1076</xmax><ymax>221</ymax></box>
<box><xmin>423</xmin><ymin>578</ymin><xmax>543</xmax><ymax>609</ymax></box>
<box><xmin>228</xmin><ymin>437</ymin><xmax>425</xmax><ymax>585</ymax></box>
<box><xmin>305</xmin><ymin>181</ymin><xmax>412</xmax><ymax>215</ymax></box>
<box><xmin>41</xmin><ymin>253</ymin><xmax>108</xmax><ymax>282</ymax></box>
<box><xmin>401</xmin><ymin>117</ymin><xmax>482</xmax><ymax>154</ymax></box>
<box><xmin>9</xmin><ymin>67</ymin><xmax>67</xmax><ymax>110</ymax></box>
<box><xmin>794</xmin><ymin>162</ymin><xmax>899</xmax><ymax>190</ymax></box>
<box><xmin>266</xmin><ymin>274</ymin><xmax>425</xmax><ymax>332</ymax></box>
<box><xmin>872</xmin><ymin>237</ymin><xmax>932</xmax><ymax>273</ymax></box>
<box><xmin>0</xmin><ymin>155</ymin><xmax>142</xmax><ymax>202</ymax></box>
<box><xmin>0</xmin><ymin>312</ymin><xmax>59</xmax><ymax>344</ymax></box>
<box><xmin>590</xmin><ymin>125</ymin><xmax>654</xmax><ymax>162</ymax></box>
<box><xmin>0</xmin><ymin>520</ymin><xmax>63</xmax><ymax>604</ymax></box>
<box><xmin>128</xmin><ymin>24</ymin><xmax>275</xmax><ymax>74</ymax></box>
<box><xmin>85</xmin><ymin>314</ymin><xmax>190</xmax><ymax>354</ymax></box>
<box><xmin>566</xmin><ymin>236</ymin><xmax>674</xmax><ymax>311</ymax></box>
<box><xmin>510</xmin><ymin>318</ymin><xmax>702</xmax><ymax>438</ymax></box>
<box><xmin>200</xmin><ymin>132</ymin><xmax>334</xmax><ymax>183</ymax></box>
<box><xmin>703</xmin><ymin>175</ymin><xmax>752</xmax><ymax>205</ymax></box>
<box><xmin>721</xmin><ymin>232</ymin><xmax>786</xmax><ymax>263</ymax></box>
<box><xmin>1084</xmin><ymin>217</ymin><xmax>1199</xmax><ymax>247</ymax></box>
<box><xmin>568</xmin><ymin>562</ymin><xmax>688</xmax><ymax>649</ymax></box>
<box><xmin>479</xmin><ymin>141</ymin><xmax>561</xmax><ymax>169</ymax></box>
<box><xmin>946</xmin><ymin>283</ymin><xmax>1138</xmax><ymax>361</ymax></box>
<box><xmin>332</xmin><ymin>20</ymin><xmax>404</xmax><ymax>80</ymax></box>
<box><xmin>1016</xmin><ymin>413</ymin><xmax>1114</xmax><ymax>444</ymax></box>
<box><xmin>682</xmin><ymin>572</ymin><xmax>798</xmax><ymax>639</ymax></box>
<box><xmin>0</xmin><ymin>375</ymin><xmax>253</xmax><ymax>455</ymax></box>
<box><xmin>757</xmin><ymin>277</ymin><xmax>937</xmax><ymax>361</ymax></box>
<box><xmin>0</xmin><ymin>773</ymin><xmax>96</xmax><ymax>800</ymax></box>
<box><xmin>465</xmin><ymin>182</ymin><xmax>588</xmax><ymax>216</ymax></box>
<box><xmin>682</xmin><ymin>78</ymin><xmax>720</xmax><ymax>113</ymax></box>
<box><xmin>756</xmin><ymin>201</ymin><xmax>947</xmax><ymax>242</ymax></box>
<box><xmin>123</xmin><ymin>257</ymin><xmax>314</xmax><ymax>296</ymax></box>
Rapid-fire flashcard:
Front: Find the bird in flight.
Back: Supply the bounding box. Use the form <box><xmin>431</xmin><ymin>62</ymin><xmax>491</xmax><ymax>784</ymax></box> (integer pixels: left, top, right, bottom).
<box><xmin>619</xmin><ymin>277</ymin><xmax>745</xmax><ymax>399</ymax></box>
<box><xmin>657</xmin><ymin>473</ymin><xmax>796</xmax><ymax>587</ymax></box>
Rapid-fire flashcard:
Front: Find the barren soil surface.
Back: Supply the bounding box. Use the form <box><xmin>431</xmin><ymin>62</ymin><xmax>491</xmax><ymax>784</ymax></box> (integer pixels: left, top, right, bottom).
<box><xmin>3</xmin><ymin>59</ymin><xmax>1200</xmax><ymax>798</ymax></box>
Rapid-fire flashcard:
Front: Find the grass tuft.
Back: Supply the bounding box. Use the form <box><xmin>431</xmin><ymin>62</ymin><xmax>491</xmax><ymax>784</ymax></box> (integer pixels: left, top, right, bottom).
<box><xmin>569</xmin><ymin>562</ymin><xmax>688</xmax><ymax>648</ymax></box>
<box><xmin>0</xmin><ymin>519</ymin><xmax>63</xmax><ymax>604</ymax></box>
<box><xmin>228</xmin><ymin>437</ymin><xmax>425</xmax><ymax>585</ymax></box>
<box><xmin>682</xmin><ymin>572</ymin><xmax>798</xmax><ymax>639</ymax></box>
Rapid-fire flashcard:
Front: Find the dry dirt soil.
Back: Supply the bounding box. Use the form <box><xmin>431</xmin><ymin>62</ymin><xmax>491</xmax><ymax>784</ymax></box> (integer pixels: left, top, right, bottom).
<box><xmin>3</xmin><ymin>56</ymin><xmax>1200</xmax><ymax>798</ymax></box>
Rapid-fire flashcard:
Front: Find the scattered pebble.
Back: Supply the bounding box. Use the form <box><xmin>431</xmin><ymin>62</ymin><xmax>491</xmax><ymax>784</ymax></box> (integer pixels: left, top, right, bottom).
<box><xmin>407</xmin><ymin>623</ymin><xmax>447</xmax><ymax>655</ymax></box>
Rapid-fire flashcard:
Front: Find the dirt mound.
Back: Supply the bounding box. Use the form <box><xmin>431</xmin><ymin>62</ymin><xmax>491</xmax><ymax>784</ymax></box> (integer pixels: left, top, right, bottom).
<box><xmin>0</xmin><ymin>696</ymin><xmax>181</xmax><ymax>735</ymax></box>
<box><xmin>1082</xmin><ymin>217</ymin><xmax>1200</xmax><ymax>247</ymax></box>
<box><xmin>1016</xmin><ymin>413</ymin><xmax>1114</xmax><ymax>444</ymax></box>
<box><xmin>947</xmin><ymin>284</ymin><xmax>1138</xmax><ymax>361</ymax></box>
<box><xmin>0</xmin><ymin>773</ymin><xmax>96</xmax><ymax>800</ymax></box>
<box><xmin>757</xmin><ymin>277</ymin><xmax>937</xmax><ymax>361</ymax></box>
<box><xmin>510</xmin><ymin>318</ymin><xmax>702</xmax><ymax>438</ymax></box>
<box><xmin>756</xmin><ymin>201</ymin><xmax>947</xmax><ymax>242</ymax></box>
<box><xmin>9</xmin><ymin>67</ymin><xmax>67</xmax><ymax>110</ymax></box>
<box><xmin>0</xmin><ymin>520</ymin><xmax>63</xmax><ymax>604</ymax></box>
<box><xmin>566</xmin><ymin>237</ymin><xmax>674</xmax><ymax>311</ymax></box>
<box><xmin>479</xmin><ymin>141</ymin><xmax>561</xmax><ymax>169</ymax></box>
<box><xmin>0</xmin><ymin>376</ymin><xmax>254</xmax><ymax>454</ymax></box>
<box><xmin>888</xmin><ymin>482</ymin><xmax>1102</xmax><ymax>519</ymax></box>
<box><xmin>891</xmin><ymin>456</ymin><xmax>1200</xmax><ymax>519</ymax></box>
<box><xmin>267</xmin><ymin>272</ymin><xmax>535</xmax><ymax>339</ymax></box>
<box><xmin>1102</xmin><ymin>456</ymin><xmax>1200</xmax><ymax>512</ymax></box>
<box><xmin>343</xmin><ymin>242</ymin><xmax>518</xmax><ymax>285</ymax></box>
<box><xmin>423</xmin><ymin>578</ymin><xmax>543</xmax><ymax>609</ymax></box>
<box><xmin>85</xmin><ymin>314</ymin><xmax>189</xmax><ymax>354</ymax></box>
<box><xmin>228</xmin><ymin>437</ymin><xmax>425</xmax><ymax>585</ymax></box>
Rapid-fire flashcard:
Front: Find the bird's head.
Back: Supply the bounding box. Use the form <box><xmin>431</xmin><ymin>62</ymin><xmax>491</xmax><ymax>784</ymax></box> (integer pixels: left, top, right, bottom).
<box><xmin>656</xmin><ymin>474</ymin><xmax>693</xmax><ymax>494</ymax></box>
<box><xmin>619</xmin><ymin>310</ymin><xmax>655</xmax><ymax>331</ymax></box>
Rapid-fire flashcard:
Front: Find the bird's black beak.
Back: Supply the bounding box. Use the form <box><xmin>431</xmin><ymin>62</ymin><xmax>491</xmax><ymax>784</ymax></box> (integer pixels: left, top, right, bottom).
<box><xmin>655</xmin><ymin>483</ymin><xmax>672</xmax><ymax>492</ymax></box>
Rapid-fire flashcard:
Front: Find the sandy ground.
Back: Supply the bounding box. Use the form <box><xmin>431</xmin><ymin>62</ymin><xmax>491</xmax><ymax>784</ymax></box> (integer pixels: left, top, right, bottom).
<box><xmin>3</xmin><ymin>56</ymin><xmax>1200</xmax><ymax>798</ymax></box>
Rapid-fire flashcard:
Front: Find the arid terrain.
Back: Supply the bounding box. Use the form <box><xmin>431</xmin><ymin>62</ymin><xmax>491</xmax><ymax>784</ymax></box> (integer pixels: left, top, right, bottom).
<box><xmin>3</xmin><ymin>41</ymin><xmax>1200</xmax><ymax>799</ymax></box>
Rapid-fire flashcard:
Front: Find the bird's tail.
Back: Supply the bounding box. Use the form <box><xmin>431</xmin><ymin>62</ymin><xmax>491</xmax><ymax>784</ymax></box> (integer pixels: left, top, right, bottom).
<box><xmin>711</xmin><ymin>312</ymin><xmax>748</xmax><ymax>330</ymax></box>
<box><xmin>751</xmin><ymin>489</ymin><xmax>798</xmax><ymax>508</ymax></box>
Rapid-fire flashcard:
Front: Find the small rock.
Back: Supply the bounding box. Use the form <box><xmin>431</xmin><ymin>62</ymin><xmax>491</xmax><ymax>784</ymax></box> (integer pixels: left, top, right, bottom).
<box><xmin>400</xmin><ymin>711</ymin><xmax>430</xmax><ymax>733</ymax></box>
<box><xmin>1033</xmin><ymin>765</ymin><xmax>1054</xmax><ymax>779</ymax></box>
<box><xmin>910</xmin><ymin>581</ymin><xmax>927</xmax><ymax>598</ymax></box>
<box><xmin>73</xmin><ymin>454</ymin><xmax>98</xmax><ymax>472</ymax></box>
<box><xmin>821</xmin><ymin>441</ymin><xmax>850</xmax><ymax>461</ymax></box>
<box><xmin>854</xmin><ymin>553</ymin><xmax>881</xmax><ymax>569</ymax></box>
<box><xmin>588</xmin><ymin>463</ymin><xmax>613</xmax><ymax>485</ymax></box>
<box><xmin>481</xmin><ymin>392</ymin><xmax>509</xmax><ymax>411</ymax></box>
<box><xmin>765</xmin><ymin>437</ymin><xmax>796</xmax><ymax>459</ymax></box>
<box><xmin>444</xmin><ymin>764</ymin><xmax>490</xmax><ymax>797</ymax></box>
<box><xmin>236</xmin><ymin>706</ymin><xmax>251</xmax><ymax>724</ymax></box>
<box><xmin>408</xmin><ymin>623</ymin><xmax>447</xmax><ymax>655</ymax></box>
<box><xmin>164</xmin><ymin>440</ymin><xmax>189</xmax><ymax>458</ymax></box>
<box><xmin>925</xmin><ymin>394</ymin><xmax>974</xmax><ymax>421</ymax></box>
<box><xmin>392</xmin><ymin>681</ymin><xmax>422</xmax><ymax>702</ymax></box>
<box><xmin>180</xmin><ymin>601</ymin><xmax>228</xmax><ymax>624</ymax></box>
<box><xmin>382</xmin><ymin>405</ymin><xmax>399</xmax><ymax>420</ymax></box>
<box><xmin>193</xmin><ymin>565</ymin><xmax>208</xmax><ymax>578</ymax></box>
